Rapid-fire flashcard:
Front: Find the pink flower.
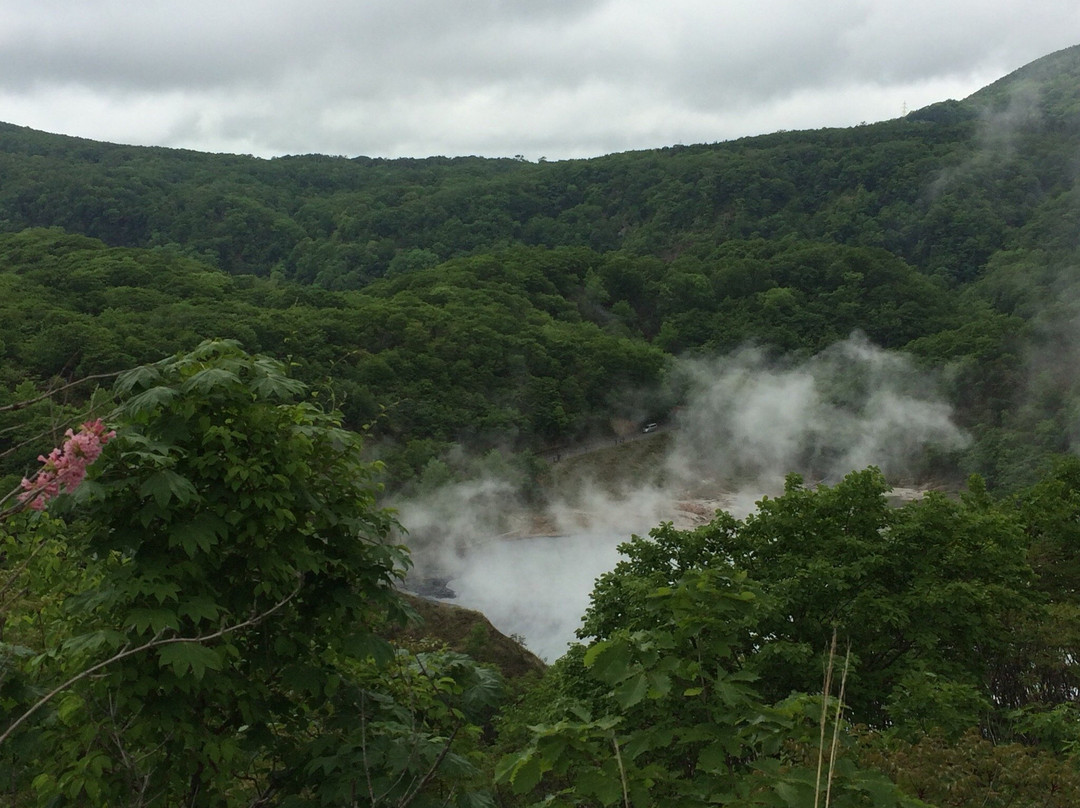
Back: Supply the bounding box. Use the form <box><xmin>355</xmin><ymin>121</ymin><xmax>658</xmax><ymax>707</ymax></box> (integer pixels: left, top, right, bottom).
<box><xmin>18</xmin><ymin>419</ymin><xmax>116</xmax><ymax>510</ymax></box>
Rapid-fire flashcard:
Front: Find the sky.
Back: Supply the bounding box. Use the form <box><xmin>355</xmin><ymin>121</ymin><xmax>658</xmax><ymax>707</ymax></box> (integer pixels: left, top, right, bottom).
<box><xmin>2</xmin><ymin>1</ymin><xmax>1079</xmax><ymax>161</ymax></box>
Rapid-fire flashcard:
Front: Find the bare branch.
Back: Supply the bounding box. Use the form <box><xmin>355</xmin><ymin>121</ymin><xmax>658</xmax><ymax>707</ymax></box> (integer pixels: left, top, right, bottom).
<box><xmin>361</xmin><ymin>692</ymin><xmax>377</xmax><ymax>806</ymax></box>
<box><xmin>0</xmin><ymin>577</ymin><xmax>303</xmax><ymax>748</ymax></box>
<box><xmin>396</xmin><ymin>722</ymin><xmax>462</xmax><ymax>808</ymax></box>
<box><xmin>824</xmin><ymin>644</ymin><xmax>851</xmax><ymax>808</ymax></box>
<box><xmin>611</xmin><ymin>732</ymin><xmax>631</xmax><ymax>808</ymax></box>
<box><xmin>0</xmin><ymin>372</ymin><xmax>121</xmax><ymax>414</ymax></box>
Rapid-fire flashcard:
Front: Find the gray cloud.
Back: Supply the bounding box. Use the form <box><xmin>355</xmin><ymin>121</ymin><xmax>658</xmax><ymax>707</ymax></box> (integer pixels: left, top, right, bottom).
<box><xmin>1</xmin><ymin>1</ymin><xmax>1078</xmax><ymax>157</ymax></box>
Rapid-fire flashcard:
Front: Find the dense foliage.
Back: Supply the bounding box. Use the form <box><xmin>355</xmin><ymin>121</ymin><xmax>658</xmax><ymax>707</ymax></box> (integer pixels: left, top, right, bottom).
<box><xmin>6</xmin><ymin>45</ymin><xmax>1080</xmax><ymax>486</ymax></box>
<box><xmin>1</xmin><ymin>343</ymin><xmax>502</xmax><ymax>805</ymax></box>
<box><xmin>1</xmin><ymin>45</ymin><xmax>1078</xmax><ymax>294</ymax></box>
<box><xmin>0</xmin><ymin>230</ymin><xmax>671</xmax><ymax>491</ymax></box>
<box><xmin>3</xmin><ymin>43</ymin><xmax>1080</xmax><ymax>806</ymax></box>
<box><xmin>3</xmin><ymin>348</ymin><xmax>1080</xmax><ymax>805</ymax></box>
<box><xmin>496</xmin><ymin>467</ymin><xmax>1080</xmax><ymax>806</ymax></box>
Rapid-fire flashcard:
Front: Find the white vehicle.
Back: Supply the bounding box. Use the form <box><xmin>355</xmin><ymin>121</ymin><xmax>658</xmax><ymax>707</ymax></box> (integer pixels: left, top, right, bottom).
<box><xmin>642</xmin><ymin>422</ymin><xmax>658</xmax><ymax>433</ymax></box>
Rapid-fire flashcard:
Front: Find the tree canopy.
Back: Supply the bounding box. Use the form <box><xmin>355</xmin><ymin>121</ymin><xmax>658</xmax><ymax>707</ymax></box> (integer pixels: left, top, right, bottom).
<box><xmin>1</xmin><ymin>343</ymin><xmax>502</xmax><ymax>806</ymax></box>
<box><xmin>4</xmin><ymin>43</ymin><xmax>1080</xmax><ymax>805</ymax></box>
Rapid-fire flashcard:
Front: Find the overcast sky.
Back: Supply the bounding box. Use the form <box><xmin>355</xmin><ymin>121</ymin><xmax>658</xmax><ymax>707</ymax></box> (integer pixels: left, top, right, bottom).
<box><xmin>2</xmin><ymin>1</ymin><xmax>1078</xmax><ymax>161</ymax></box>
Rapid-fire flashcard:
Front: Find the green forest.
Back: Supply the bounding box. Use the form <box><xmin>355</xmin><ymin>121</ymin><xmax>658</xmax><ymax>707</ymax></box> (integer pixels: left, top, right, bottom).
<box><xmin>2</xmin><ymin>43</ymin><xmax>1080</xmax><ymax>806</ymax></box>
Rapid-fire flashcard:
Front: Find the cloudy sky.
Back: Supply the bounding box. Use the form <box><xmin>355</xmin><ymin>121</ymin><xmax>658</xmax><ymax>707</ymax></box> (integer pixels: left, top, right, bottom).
<box><xmin>2</xmin><ymin>1</ymin><xmax>1079</xmax><ymax>161</ymax></box>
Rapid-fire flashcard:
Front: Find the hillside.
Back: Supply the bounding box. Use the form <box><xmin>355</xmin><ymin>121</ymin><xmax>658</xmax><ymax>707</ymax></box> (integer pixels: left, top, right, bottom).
<box><xmin>3</xmin><ymin>44</ymin><xmax>1080</xmax><ymax>807</ymax></box>
<box><xmin>2</xmin><ymin>45</ymin><xmax>1080</xmax><ymax>496</ymax></box>
<box><xmin>0</xmin><ymin>47</ymin><xmax>1077</xmax><ymax>287</ymax></box>
<box><xmin>968</xmin><ymin>43</ymin><xmax>1080</xmax><ymax>124</ymax></box>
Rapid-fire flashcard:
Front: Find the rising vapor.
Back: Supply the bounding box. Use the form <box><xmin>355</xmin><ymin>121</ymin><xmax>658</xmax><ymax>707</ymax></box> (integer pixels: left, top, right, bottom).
<box><xmin>396</xmin><ymin>334</ymin><xmax>969</xmax><ymax>660</ymax></box>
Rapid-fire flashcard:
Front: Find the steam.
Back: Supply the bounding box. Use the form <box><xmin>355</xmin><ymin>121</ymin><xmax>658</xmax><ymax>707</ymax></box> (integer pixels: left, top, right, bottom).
<box><xmin>996</xmin><ymin>253</ymin><xmax>1080</xmax><ymax>456</ymax></box>
<box><xmin>395</xmin><ymin>334</ymin><xmax>968</xmax><ymax>661</ymax></box>
<box><xmin>975</xmin><ymin>77</ymin><xmax>1045</xmax><ymax>151</ymax></box>
<box><xmin>932</xmin><ymin>79</ymin><xmax>1045</xmax><ymax>198</ymax></box>
<box><xmin>667</xmin><ymin>335</ymin><xmax>968</xmax><ymax>487</ymax></box>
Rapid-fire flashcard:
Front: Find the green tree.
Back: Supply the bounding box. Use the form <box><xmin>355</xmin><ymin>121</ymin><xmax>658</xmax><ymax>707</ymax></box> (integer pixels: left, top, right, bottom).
<box><xmin>1</xmin><ymin>341</ymin><xmax>500</xmax><ymax>806</ymax></box>
<box><xmin>579</xmin><ymin>470</ymin><xmax>1038</xmax><ymax>733</ymax></box>
<box><xmin>497</xmin><ymin>569</ymin><xmax>920</xmax><ymax>807</ymax></box>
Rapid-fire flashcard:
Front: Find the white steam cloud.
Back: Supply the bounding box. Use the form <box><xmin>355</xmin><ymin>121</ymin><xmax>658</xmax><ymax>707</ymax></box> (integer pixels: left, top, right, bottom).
<box><xmin>397</xmin><ymin>335</ymin><xmax>968</xmax><ymax>661</ymax></box>
<box><xmin>668</xmin><ymin>335</ymin><xmax>969</xmax><ymax>487</ymax></box>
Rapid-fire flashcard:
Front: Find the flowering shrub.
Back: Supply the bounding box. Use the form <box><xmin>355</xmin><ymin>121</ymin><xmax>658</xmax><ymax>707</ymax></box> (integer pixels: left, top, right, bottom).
<box><xmin>18</xmin><ymin>418</ymin><xmax>115</xmax><ymax>510</ymax></box>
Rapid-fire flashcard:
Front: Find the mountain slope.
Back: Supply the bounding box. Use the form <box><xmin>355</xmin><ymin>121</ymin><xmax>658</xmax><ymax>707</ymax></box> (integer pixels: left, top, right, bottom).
<box><xmin>3</xmin><ymin>45</ymin><xmax>1080</xmax><ymax>490</ymax></box>
<box><xmin>1</xmin><ymin>46</ymin><xmax>1077</xmax><ymax>286</ymax></box>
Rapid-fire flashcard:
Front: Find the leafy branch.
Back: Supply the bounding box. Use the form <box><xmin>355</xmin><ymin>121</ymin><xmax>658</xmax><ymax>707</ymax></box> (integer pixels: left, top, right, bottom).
<box><xmin>0</xmin><ymin>575</ymin><xmax>303</xmax><ymax>748</ymax></box>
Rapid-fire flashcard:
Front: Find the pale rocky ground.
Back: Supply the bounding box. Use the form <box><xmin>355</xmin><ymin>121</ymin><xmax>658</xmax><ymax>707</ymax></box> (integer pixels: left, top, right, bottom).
<box><xmin>473</xmin><ymin>481</ymin><xmax>936</xmax><ymax>542</ymax></box>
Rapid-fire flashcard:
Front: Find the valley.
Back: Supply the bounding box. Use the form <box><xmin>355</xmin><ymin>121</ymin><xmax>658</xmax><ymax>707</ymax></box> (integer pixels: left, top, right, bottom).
<box><xmin>3</xmin><ymin>42</ymin><xmax>1080</xmax><ymax>807</ymax></box>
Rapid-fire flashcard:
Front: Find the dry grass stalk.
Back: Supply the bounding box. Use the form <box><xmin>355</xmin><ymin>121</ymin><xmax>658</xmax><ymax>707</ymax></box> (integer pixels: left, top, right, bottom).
<box><xmin>814</xmin><ymin>630</ymin><xmax>838</xmax><ymax>808</ymax></box>
<box><xmin>824</xmin><ymin>644</ymin><xmax>851</xmax><ymax>808</ymax></box>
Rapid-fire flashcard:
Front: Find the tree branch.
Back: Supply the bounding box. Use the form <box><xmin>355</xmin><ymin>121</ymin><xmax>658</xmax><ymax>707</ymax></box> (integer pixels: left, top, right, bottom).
<box><xmin>0</xmin><ymin>371</ymin><xmax>122</xmax><ymax>414</ymax></box>
<box><xmin>396</xmin><ymin>722</ymin><xmax>462</xmax><ymax>808</ymax></box>
<box><xmin>0</xmin><ymin>577</ymin><xmax>302</xmax><ymax>748</ymax></box>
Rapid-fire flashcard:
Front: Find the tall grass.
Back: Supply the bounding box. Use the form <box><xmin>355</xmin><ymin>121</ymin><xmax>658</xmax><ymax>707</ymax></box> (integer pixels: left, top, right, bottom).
<box><xmin>814</xmin><ymin>630</ymin><xmax>851</xmax><ymax>808</ymax></box>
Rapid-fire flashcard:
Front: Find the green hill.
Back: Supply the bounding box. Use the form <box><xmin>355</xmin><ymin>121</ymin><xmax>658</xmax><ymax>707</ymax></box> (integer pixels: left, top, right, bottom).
<box><xmin>4</xmin><ymin>44</ymin><xmax>1080</xmax><ymax>807</ymax></box>
<box><xmin>3</xmin><ymin>46</ymin><xmax>1080</xmax><ymax>489</ymax></box>
<box><xmin>5</xmin><ymin>46</ymin><xmax>1080</xmax><ymax>286</ymax></box>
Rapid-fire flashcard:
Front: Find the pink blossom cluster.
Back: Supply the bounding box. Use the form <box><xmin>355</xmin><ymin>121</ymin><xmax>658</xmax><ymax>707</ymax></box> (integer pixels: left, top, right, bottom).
<box><xmin>18</xmin><ymin>419</ymin><xmax>116</xmax><ymax>510</ymax></box>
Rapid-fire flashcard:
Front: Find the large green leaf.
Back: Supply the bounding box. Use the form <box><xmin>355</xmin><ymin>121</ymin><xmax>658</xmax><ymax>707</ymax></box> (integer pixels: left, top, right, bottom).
<box><xmin>613</xmin><ymin>671</ymin><xmax>649</xmax><ymax>709</ymax></box>
<box><xmin>585</xmin><ymin>637</ymin><xmax>632</xmax><ymax>684</ymax></box>
<box><xmin>139</xmin><ymin>469</ymin><xmax>198</xmax><ymax>507</ymax></box>
<box><xmin>157</xmin><ymin>642</ymin><xmax>223</xmax><ymax>680</ymax></box>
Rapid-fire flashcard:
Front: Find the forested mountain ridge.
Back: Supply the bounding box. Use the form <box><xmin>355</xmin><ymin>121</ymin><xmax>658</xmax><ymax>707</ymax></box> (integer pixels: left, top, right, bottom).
<box><xmin>4</xmin><ymin>46</ymin><xmax>1080</xmax><ymax>490</ymax></box>
<box><xmin>3</xmin><ymin>46</ymin><xmax>1080</xmax><ymax>806</ymax></box>
<box><xmin>0</xmin><ymin>44</ymin><xmax>1078</xmax><ymax>286</ymax></box>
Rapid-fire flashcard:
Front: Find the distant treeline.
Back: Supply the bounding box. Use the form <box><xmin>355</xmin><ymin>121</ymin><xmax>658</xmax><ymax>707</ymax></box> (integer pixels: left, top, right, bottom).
<box><xmin>0</xmin><ymin>89</ymin><xmax>1074</xmax><ymax>288</ymax></box>
<box><xmin>4</xmin><ymin>46</ymin><xmax>1080</xmax><ymax>489</ymax></box>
